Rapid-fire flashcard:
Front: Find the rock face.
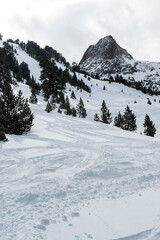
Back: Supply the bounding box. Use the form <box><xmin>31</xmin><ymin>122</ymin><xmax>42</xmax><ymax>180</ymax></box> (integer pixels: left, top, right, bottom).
<box><xmin>79</xmin><ymin>35</ymin><xmax>134</xmax><ymax>76</ymax></box>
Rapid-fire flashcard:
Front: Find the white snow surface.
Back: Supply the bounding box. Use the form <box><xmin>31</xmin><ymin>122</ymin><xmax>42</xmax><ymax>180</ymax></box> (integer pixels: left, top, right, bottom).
<box><xmin>11</xmin><ymin>43</ymin><xmax>42</xmax><ymax>82</ymax></box>
<box><xmin>1</xmin><ymin>63</ymin><xmax>160</xmax><ymax>239</ymax></box>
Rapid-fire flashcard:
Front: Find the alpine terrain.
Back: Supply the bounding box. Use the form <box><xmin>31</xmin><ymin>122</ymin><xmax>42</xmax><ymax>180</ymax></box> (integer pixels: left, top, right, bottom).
<box><xmin>1</xmin><ymin>34</ymin><xmax>160</xmax><ymax>240</ymax></box>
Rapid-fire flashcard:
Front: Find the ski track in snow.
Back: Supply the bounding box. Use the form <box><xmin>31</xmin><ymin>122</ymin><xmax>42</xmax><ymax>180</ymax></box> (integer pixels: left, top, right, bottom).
<box><xmin>1</xmin><ymin>68</ymin><xmax>160</xmax><ymax>238</ymax></box>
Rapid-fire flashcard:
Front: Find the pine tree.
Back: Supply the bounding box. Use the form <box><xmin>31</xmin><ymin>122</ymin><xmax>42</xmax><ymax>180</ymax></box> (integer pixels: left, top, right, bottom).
<box><xmin>0</xmin><ymin>124</ymin><xmax>7</xmax><ymax>141</ymax></box>
<box><xmin>76</xmin><ymin>98</ymin><xmax>87</xmax><ymax>118</ymax></box>
<box><xmin>114</xmin><ymin>112</ymin><xmax>124</xmax><ymax>128</ymax></box>
<box><xmin>103</xmin><ymin>86</ymin><xmax>106</xmax><ymax>90</ymax></box>
<box><xmin>94</xmin><ymin>113</ymin><xmax>100</xmax><ymax>122</ymax></box>
<box><xmin>45</xmin><ymin>101</ymin><xmax>53</xmax><ymax>113</ymax></box>
<box><xmin>123</xmin><ymin>105</ymin><xmax>137</xmax><ymax>131</ymax></box>
<box><xmin>64</xmin><ymin>96</ymin><xmax>72</xmax><ymax>115</ymax></box>
<box><xmin>71</xmin><ymin>107</ymin><xmax>77</xmax><ymax>117</ymax></box>
<box><xmin>70</xmin><ymin>90</ymin><xmax>76</xmax><ymax>99</ymax></box>
<box><xmin>29</xmin><ymin>90</ymin><xmax>38</xmax><ymax>104</ymax></box>
<box><xmin>101</xmin><ymin>100</ymin><xmax>112</xmax><ymax>124</ymax></box>
<box><xmin>57</xmin><ymin>106</ymin><xmax>62</xmax><ymax>114</ymax></box>
<box><xmin>0</xmin><ymin>84</ymin><xmax>34</xmax><ymax>135</ymax></box>
<box><xmin>143</xmin><ymin>114</ymin><xmax>156</xmax><ymax>137</ymax></box>
<box><xmin>147</xmin><ymin>98</ymin><xmax>152</xmax><ymax>105</ymax></box>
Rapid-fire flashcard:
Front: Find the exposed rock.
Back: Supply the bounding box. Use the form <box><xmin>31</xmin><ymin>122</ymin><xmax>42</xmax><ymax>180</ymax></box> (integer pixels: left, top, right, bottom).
<box><xmin>79</xmin><ymin>35</ymin><xmax>135</xmax><ymax>76</ymax></box>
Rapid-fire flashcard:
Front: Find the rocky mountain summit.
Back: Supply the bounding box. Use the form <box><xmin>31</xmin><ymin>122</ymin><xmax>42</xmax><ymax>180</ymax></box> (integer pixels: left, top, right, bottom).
<box><xmin>79</xmin><ymin>35</ymin><xmax>160</xmax><ymax>95</ymax></box>
<box><xmin>79</xmin><ymin>35</ymin><xmax>134</xmax><ymax>76</ymax></box>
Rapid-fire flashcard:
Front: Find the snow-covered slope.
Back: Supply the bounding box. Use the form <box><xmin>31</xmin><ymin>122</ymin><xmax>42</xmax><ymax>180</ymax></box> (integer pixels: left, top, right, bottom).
<box><xmin>1</xmin><ymin>67</ymin><xmax>160</xmax><ymax>240</ymax></box>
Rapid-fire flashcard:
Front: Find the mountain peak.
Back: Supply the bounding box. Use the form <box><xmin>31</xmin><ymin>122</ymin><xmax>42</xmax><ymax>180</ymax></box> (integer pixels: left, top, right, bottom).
<box><xmin>79</xmin><ymin>35</ymin><xmax>133</xmax><ymax>76</ymax></box>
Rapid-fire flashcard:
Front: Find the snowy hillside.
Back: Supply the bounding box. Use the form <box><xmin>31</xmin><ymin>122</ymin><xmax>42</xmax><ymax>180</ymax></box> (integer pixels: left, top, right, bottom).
<box><xmin>1</xmin><ymin>38</ymin><xmax>160</xmax><ymax>240</ymax></box>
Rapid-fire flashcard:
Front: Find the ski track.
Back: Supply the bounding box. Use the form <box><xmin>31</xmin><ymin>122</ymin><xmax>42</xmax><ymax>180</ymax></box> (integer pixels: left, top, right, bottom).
<box><xmin>1</xmin><ymin>74</ymin><xmax>160</xmax><ymax>239</ymax></box>
<box><xmin>1</xmin><ymin>111</ymin><xmax>160</xmax><ymax>240</ymax></box>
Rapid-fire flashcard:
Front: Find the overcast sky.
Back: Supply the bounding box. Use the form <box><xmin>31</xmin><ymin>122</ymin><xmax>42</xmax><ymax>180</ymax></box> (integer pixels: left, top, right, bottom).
<box><xmin>1</xmin><ymin>0</ymin><xmax>160</xmax><ymax>63</ymax></box>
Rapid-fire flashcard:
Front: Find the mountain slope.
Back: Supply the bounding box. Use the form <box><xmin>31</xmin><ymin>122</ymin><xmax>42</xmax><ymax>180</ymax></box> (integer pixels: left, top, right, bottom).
<box><xmin>1</xmin><ymin>36</ymin><xmax>160</xmax><ymax>240</ymax></box>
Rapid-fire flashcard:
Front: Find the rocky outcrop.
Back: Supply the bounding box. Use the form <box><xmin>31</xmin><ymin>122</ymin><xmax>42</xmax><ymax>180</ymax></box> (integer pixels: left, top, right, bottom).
<box><xmin>79</xmin><ymin>35</ymin><xmax>135</xmax><ymax>76</ymax></box>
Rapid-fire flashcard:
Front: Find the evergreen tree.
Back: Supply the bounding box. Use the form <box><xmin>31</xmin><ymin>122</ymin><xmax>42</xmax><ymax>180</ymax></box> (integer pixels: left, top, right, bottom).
<box><xmin>94</xmin><ymin>113</ymin><xmax>100</xmax><ymax>122</ymax></box>
<box><xmin>45</xmin><ymin>101</ymin><xmax>53</xmax><ymax>113</ymax></box>
<box><xmin>0</xmin><ymin>124</ymin><xmax>7</xmax><ymax>141</ymax></box>
<box><xmin>57</xmin><ymin>106</ymin><xmax>62</xmax><ymax>114</ymax></box>
<box><xmin>64</xmin><ymin>96</ymin><xmax>71</xmax><ymax>115</ymax></box>
<box><xmin>114</xmin><ymin>112</ymin><xmax>124</xmax><ymax>128</ymax></box>
<box><xmin>0</xmin><ymin>84</ymin><xmax>34</xmax><ymax>135</ymax></box>
<box><xmin>147</xmin><ymin>98</ymin><xmax>152</xmax><ymax>105</ymax></box>
<box><xmin>103</xmin><ymin>86</ymin><xmax>106</xmax><ymax>90</ymax></box>
<box><xmin>143</xmin><ymin>114</ymin><xmax>156</xmax><ymax>137</ymax></box>
<box><xmin>76</xmin><ymin>98</ymin><xmax>87</xmax><ymax>118</ymax></box>
<box><xmin>71</xmin><ymin>107</ymin><xmax>77</xmax><ymax>117</ymax></box>
<box><xmin>123</xmin><ymin>105</ymin><xmax>137</xmax><ymax>131</ymax></box>
<box><xmin>59</xmin><ymin>92</ymin><xmax>66</xmax><ymax>109</ymax></box>
<box><xmin>70</xmin><ymin>90</ymin><xmax>76</xmax><ymax>99</ymax></box>
<box><xmin>101</xmin><ymin>100</ymin><xmax>112</xmax><ymax>124</ymax></box>
<box><xmin>29</xmin><ymin>90</ymin><xmax>38</xmax><ymax>104</ymax></box>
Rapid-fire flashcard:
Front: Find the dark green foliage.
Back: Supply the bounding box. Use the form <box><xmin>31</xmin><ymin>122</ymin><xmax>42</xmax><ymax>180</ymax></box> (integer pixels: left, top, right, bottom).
<box><xmin>69</xmin><ymin>72</ymin><xmax>91</xmax><ymax>93</ymax></box>
<box><xmin>29</xmin><ymin>90</ymin><xmax>38</xmax><ymax>104</ymax></box>
<box><xmin>143</xmin><ymin>114</ymin><xmax>156</xmax><ymax>137</ymax></box>
<box><xmin>45</xmin><ymin>101</ymin><xmax>53</xmax><ymax>113</ymax></box>
<box><xmin>57</xmin><ymin>106</ymin><xmax>62</xmax><ymax>114</ymax></box>
<box><xmin>101</xmin><ymin>100</ymin><xmax>112</xmax><ymax>124</ymax></box>
<box><xmin>147</xmin><ymin>98</ymin><xmax>152</xmax><ymax>105</ymax></box>
<box><xmin>64</xmin><ymin>96</ymin><xmax>72</xmax><ymax>115</ymax></box>
<box><xmin>71</xmin><ymin>107</ymin><xmax>77</xmax><ymax>117</ymax></box>
<box><xmin>94</xmin><ymin>113</ymin><xmax>100</xmax><ymax>122</ymax></box>
<box><xmin>70</xmin><ymin>90</ymin><xmax>76</xmax><ymax>99</ymax></box>
<box><xmin>3</xmin><ymin>42</ymin><xmax>19</xmax><ymax>75</ymax></box>
<box><xmin>95</xmin><ymin>73</ymin><xmax>100</xmax><ymax>79</ymax></box>
<box><xmin>103</xmin><ymin>85</ymin><xmax>106</xmax><ymax>90</ymax></box>
<box><xmin>27</xmin><ymin>76</ymin><xmax>41</xmax><ymax>94</ymax></box>
<box><xmin>76</xmin><ymin>98</ymin><xmax>87</xmax><ymax>118</ymax></box>
<box><xmin>0</xmin><ymin>84</ymin><xmax>34</xmax><ymax>135</ymax></box>
<box><xmin>26</xmin><ymin>41</ymin><xmax>69</xmax><ymax>66</ymax></box>
<box><xmin>122</xmin><ymin>105</ymin><xmax>137</xmax><ymax>131</ymax></box>
<box><xmin>18</xmin><ymin>62</ymin><xmax>30</xmax><ymax>82</ymax></box>
<box><xmin>40</xmin><ymin>60</ymin><xmax>66</xmax><ymax>100</ymax></box>
<box><xmin>0</xmin><ymin>124</ymin><xmax>7</xmax><ymax>141</ymax></box>
<box><xmin>0</xmin><ymin>62</ymin><xmax>12</xmax><ymax>90</ymax></box>
<box><xmin>114</xmin><ymin>112</ymin><xmax>124</xmax><ymax>128</ymax></box>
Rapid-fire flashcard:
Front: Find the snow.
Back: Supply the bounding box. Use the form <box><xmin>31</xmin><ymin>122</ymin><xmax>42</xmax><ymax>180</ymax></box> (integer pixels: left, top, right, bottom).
<box><xmin>11</xmin><ymin>43</ymin><xmax>42</xmax><ymax>82</ymax></box>
<box><xmin>1</xmin><ymin>52</ymin><xmax>160</xmax><ymax>239</ymax></box>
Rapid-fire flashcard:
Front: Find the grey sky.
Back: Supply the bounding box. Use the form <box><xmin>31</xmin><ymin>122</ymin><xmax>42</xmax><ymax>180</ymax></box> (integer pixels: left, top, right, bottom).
<box><xmin>1</xmin><ymin>0</ymin><xmax>160</xmax><ymax>63</ymax></box>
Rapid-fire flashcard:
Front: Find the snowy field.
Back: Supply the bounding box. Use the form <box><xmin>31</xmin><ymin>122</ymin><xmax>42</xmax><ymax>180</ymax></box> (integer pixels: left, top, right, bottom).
<box><xmin>1</xmin><ymin>42</ymin><xmax>160</xmax><ymax>240</ymax></box>
<box><xmin>1</xmin><ymin>77</ymin><xmax>160</xmax><ymax>240</ymax></box>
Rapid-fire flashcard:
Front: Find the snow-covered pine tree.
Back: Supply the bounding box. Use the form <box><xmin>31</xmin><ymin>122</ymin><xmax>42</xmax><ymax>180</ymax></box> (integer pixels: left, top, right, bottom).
<box><xmin>76</xmin><ymin>98</ymin><xmax>87</xmax><ymax>118</ymax></box>
<box><xmin>101</xmin><ymin>100</ymin><xmax>112</xmax><ymax>124</ymax></box>
<box><xmin>94</xmin><ymin>113</ymin><xmax>100</xmax><ymax>122</ymax></box>
<box><xmin>143</xmin><ymin>114</ymin><xmax>156</xmax><ymax>137</ymax></box>
<box><xmin>114</xmin><ymin>112</ymin><xmax>124</xmax><ymax>128</ymax></box>
<box><xmin>122</xmin><ymin>105</ymin><xmax>137</xmax><ymax>131</ymax></box>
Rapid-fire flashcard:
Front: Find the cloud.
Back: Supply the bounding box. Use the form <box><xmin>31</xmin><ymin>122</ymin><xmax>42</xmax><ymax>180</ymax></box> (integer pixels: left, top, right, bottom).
<box><xmin>1</xmin><ymin>0</ymin><xmax>160</xmax><ymax>63</ymax></box>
